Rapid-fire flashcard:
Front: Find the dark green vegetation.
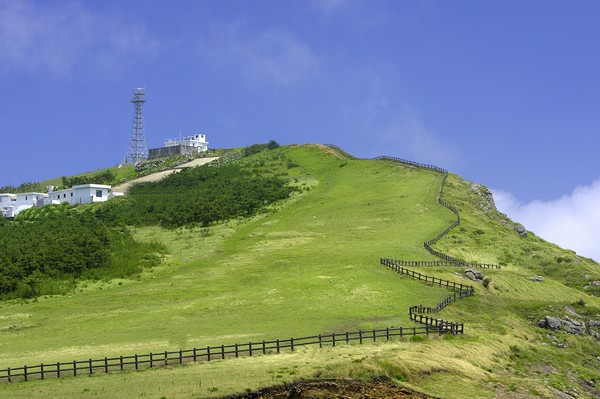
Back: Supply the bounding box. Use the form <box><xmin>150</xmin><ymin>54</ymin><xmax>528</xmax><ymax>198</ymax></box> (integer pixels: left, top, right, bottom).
<box><xmin>61</xmin><ymin>169</ymin><xmax>116</xmax><ymax>188</ymax></box>
<box><xmin>0</xmin><ymin>144</ymin><xmax>293</xmax><ymax>298</ymax></box>
<box><xmin>95</xmin><ymin>163</ymin><xmax>295</xmax><ymax>228</ymax></box>
<box><xmin>0</xmin><ymin>144</ymin><xmax>599</xmax><ymax>399</ymax></box>
<box><xmin>0</xmin><ymin>205</ymin><xmax>165</xmax><ymax>299</ymax></box>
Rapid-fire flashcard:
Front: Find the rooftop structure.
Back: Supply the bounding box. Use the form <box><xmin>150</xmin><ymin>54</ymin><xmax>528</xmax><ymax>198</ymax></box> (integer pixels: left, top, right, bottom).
<box><xmin>148</xmin><ymin>133</ymin><xmax>209</xmax><ymax>159</ymax></box>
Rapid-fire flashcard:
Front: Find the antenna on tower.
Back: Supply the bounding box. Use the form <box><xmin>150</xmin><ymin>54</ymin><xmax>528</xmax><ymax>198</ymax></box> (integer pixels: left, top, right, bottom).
<box><xmin>125</xmin><ymin>87</ymin><xmax>148</xmax><ymax>165</ymax></box>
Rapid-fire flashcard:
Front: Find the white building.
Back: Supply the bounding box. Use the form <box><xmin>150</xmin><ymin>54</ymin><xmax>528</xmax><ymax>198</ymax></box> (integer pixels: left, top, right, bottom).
<box><xmin>0</xmin><ymin>193</ymin><xmax>17</xmax><ymax>218</ymax></box>
<box><xmin>164</xmin><ymin>133</ymin><xmax>209</xmax><ymax>152</ymax></box>
<box><xmin>48</xmin><ymin>184</ymin><xmax>111</xmax><ymax>206</ymax></box>
<box><xmin>1</xmin><ymin>192</ymin><xmax>47</xmax><ymax>218</ymax></box>
<box><xmin>0</xmin><ymin>184</ymin><xmax>112</xmax><ymax>218</ymax></box>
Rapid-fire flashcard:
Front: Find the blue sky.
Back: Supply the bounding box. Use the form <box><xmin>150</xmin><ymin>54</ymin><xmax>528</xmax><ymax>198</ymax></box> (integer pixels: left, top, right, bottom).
<box><xmin>1</xmin><ymin>0</ymin><xmax>599</xmax><ymax>260</ymax></box>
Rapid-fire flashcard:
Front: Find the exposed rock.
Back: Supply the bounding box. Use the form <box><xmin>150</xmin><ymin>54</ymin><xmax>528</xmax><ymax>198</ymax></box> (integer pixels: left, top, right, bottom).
<box><xmin>549</xmin><ymin>387</ymin><xmax>576</xmax><ymax>399</ymax></box>
<box><xmin>529</xmin><ymin>275</ymin><xmax>544</xmax><ymax>282</ymax></box>
<box><xmin>589</xmin><ymin>320</ymin><xmax>600</xmax><ymax>328</ymax></box>
<box><xmin>470</xmin><ymin>184</ymin><xmax>497</xmax><ymax>213</ymax></box>
<box><xmin>464</xmin><ymin>269</ymin><xmax>483</xmax><ymax>281</ymax></box>
<box><xmin>591</xmin><ymin>281</ymin><xmax>600</xmax><ymax>287</ymax></box>
<box><xmin>513</xmin><ymin>223</ymin><xmax>528</xmax><ymax>237</ymax></box>
<box><xmin>562</xmin><ymin>316</ymin><xmax>586</xmax><ymax>335</ymax></box>
<box><xmin>540</xmin><ymin>316</ymin><xmax>562</xmax><ymax>331</ymax></box>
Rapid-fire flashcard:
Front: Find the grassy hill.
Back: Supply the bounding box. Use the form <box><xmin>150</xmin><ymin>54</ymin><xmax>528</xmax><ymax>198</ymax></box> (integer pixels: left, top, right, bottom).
<box><xmin>1</xmin><ymin>144</ymin><xmax>599</xmax><ymax>398</ymax></box>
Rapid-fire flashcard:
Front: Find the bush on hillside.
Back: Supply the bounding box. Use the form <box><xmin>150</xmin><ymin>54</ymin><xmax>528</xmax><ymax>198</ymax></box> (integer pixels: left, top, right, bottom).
<box><xmin>0</xmin><ymin>208</ymin><xmax>165</xmax><ymax>298</ymax></box>
<box><xmin>96</xmin><ymin>163</ymin><xmax>295</xmax><ymax>228</ymax></box>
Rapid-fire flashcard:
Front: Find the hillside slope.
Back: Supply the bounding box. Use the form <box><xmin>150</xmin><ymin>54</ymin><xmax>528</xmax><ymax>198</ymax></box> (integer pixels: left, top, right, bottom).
<box><xmin>1</xmin><ymin>144</ymin><xmax>599</xmax><ymax>398</ymax></box>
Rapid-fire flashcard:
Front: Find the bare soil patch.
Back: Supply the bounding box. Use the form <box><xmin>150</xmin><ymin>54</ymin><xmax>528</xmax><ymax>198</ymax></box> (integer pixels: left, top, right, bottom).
<box><xmin>218</xmin><ymin>378</ymin><xmax>437</xmax><ymax>399</ymax></box>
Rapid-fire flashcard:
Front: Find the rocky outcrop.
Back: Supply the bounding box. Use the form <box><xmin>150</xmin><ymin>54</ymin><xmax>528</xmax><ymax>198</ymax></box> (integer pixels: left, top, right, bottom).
<box><xmin>464</xmin><ymin>269</ymin><xmax>484</xmax><ymax>281</ymax></box>
<box><xmin>513</xmin><ymin>223</ymin><xmax>528</xmax><ymax>237</ymax></box>
<box><xmin>529</xmin><ymin>275</ymin><xmax>544</xmax><ymax>282</ymax></box>
<box><xmin>562</xmin><ymin>316</ymin><xmax>585</xmax><ymax>335</ymax></box>
<box><xmin>539</xmin><ymin>316</ymin><xmax>562</xmax><ymax>331</ymax></box>
<box><xmin>470</xmin><ymin>184</ymin><xmax>496</xmax><ymax>213</ymax></box>
<box><xmin>539</xmin><ymin>315</ymin><xmax>589</xmax><ymax>336</ymax></box>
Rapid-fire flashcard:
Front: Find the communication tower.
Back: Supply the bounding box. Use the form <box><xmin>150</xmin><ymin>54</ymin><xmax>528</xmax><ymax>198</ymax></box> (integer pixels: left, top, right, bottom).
<box><xmin>125</xmin><ymin>88</ymin><xmax>148</xmax><ymax>164</ymax></box>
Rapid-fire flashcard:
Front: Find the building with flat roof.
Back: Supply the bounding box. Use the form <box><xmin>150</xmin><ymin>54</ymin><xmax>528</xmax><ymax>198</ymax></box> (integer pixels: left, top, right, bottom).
<box><xmin>148</xmin><ymin>133</ymin><xmax>209</xmax><ymax>159</ymax></box>
<box><xmin>0</xmin><ymin>184</ymin><xmax>113</xmax><ymax>218</ymax></box>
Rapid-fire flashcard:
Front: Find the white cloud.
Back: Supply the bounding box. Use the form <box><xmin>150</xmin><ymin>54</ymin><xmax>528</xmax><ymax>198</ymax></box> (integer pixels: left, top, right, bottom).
<box><xmin>0</xmin><ymin>0</ymin><xmax>157</xmax><ymax>76</ymax></box>
<box><xmin>493</xmin><ymin>178</ymin><xmax>600</xmax><ymax>262</ymax></box>
<box><xmin>199</xmin><ymin>23</ymin><xmax>319</xmax><ymax>87</ymax></box>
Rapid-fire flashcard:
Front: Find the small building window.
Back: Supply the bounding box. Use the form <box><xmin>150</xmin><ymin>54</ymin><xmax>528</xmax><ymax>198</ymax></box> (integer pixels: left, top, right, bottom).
<box><xmin>95</xmin><ymin>190</ymin><xmax>103</xmax><ymax>198</ymax></box>
<box><xmin>64</xmin><ymin>194</ymin><xmax>67</xmax><ymax>198</ymax></box>
<box><xmin>71</xmin><ymin>192</ymin><xmax>73</xmax><ymax>197</ymax></box>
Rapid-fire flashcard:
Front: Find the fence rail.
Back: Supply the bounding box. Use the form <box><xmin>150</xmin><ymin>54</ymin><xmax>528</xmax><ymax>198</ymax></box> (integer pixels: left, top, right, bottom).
<box><xmin>0</xmin><ymin>326</ymin><xmax>438</xmax><ymax>383</ymax></box>
<box><xmin>378</xmin><ymin>156</ymin><xmax>500</xmax><ymax>270</ymax></box>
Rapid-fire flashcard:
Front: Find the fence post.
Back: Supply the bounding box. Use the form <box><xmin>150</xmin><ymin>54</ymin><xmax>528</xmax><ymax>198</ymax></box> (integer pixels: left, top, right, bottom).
<box><xmin>120</xmin><ymin>356</ymin><xmax>124</xmax><ymax>371</ymax></box>
<box><xmin>359</xmin><ymin>330</ymin><xmax>363</xmax><ymax>344</ymax></box>
<box><xmin>73</xmin><ymin>360</ymin><xmax>77</xmax><ymax>377</ymax></box>
<box><xmin>248</xmin><ymin>342</ymin><xmax>252</xmax><ymax>357</ymax></box>
<box><xmin>23</xmin><ymin>365</ymin><xmax>28</xmax><ymax>382</ymax></box>
<box><xmin>318</xmin><ymin>335</ymin><xmax>322</xmax><ymax>348</ymax></box>
<box><xmin>291</xmin><ymin>338</ymin><xmax>294</xmax><ymax>352</ymax></box>
<box><xmin>57</xmin><ymin>362</ymin><xmax>60</xmax><ymax>378</ymax></box>
<box><xmin>40</xmin><ymin>363</ymin><xmax>44</xmax><ymax>380</ymax></box>
<box><xmin>386</xmin><ymin>327</ymin><xmax>390</xmax><ymax>340</ymax></box>
<box><xmin>276</xmin><ymin>340</ymin><xmax>280</xmax><ymax>353</ymax></box>
<box><xmin>207</xmin><ymin>346</ymin><xmax>211</xmax><ymax>362</ymax></box>
<box><xmin>104</xmin><ymin>357</ymin><xmax>108</xmax><ymax>373</ymax></box>
<box><xmin>346</xmin><ymin>331</ymin><xmax>349</xmax><ymax>344</ymax></box>
<box><xmin>179</xmin><ymin>350</ymin><xmax>183</xmax><ymax>365</ymax></box>
<box><xmin>164</xmin><ymin>351</ymin><xmax>168</xmax><ymax>366</ymax></box>
<box><xmin>135</xmin><ymin>354</ymin><xmax>139</xmax><ymax>370</ymax></box>
<box><xmin>332</xmin><ymin>333</ymin><xmax>336</xmax><ymax>347</ymax></box>
<box><xmin>89</xmin><ymin>359</ymin><xmax>93</xmax><ymax>375</ymax></box>
<box><xmin>262</xmin><ymin>342</ymin><xmax>265</xmax><ymax>355</ymax></box>
<box><xmin>7</xmin><ymin>367</ymin><xmax>11</xmax><ymax>383</ymax></box>
<box><xmin>235</xmin><ymin>344</ymin><xmax>239</xmax><ymax>358</ymax></box>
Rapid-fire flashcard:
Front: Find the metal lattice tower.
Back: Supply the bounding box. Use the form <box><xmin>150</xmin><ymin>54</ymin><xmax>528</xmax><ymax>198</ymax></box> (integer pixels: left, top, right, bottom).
<box><xmin>125</xmin><ymin>88</ymin><xmax>148</xmax><ymax>165</ymax></box>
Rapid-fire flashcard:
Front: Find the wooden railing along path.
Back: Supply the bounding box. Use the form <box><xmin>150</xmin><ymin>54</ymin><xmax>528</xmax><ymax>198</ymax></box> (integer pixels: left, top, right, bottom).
<box><xmin>0</xmin><ymin>150</ymin><xmax>495</xmax><ymax>383</ymax></box>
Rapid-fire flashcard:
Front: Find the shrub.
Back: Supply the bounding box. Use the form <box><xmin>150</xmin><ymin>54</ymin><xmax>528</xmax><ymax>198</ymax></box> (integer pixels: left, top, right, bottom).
<box><xmin>482</xmin><ymin>277</ymin><xmax>492</xmax><ymax>288</ymax></box>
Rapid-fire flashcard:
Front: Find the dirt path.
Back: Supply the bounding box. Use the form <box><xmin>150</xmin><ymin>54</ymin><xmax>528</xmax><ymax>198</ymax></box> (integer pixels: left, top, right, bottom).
<box><xmin>113</xmin><ymin>157</ymin><xmax>219</xmax><ymax>193</ymax></box>
<box><xmin>219</xmin><ymin>378</ymin><xmax>437</xmax><ymax>399</ymax></box>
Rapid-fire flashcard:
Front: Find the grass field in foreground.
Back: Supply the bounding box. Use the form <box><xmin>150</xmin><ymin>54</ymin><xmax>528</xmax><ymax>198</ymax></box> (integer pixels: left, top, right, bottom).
<box><xmin>2</xmin><ymin>145</ymin><xmax>600</xmax><ymax>399</ymax></box>
<box><xmin>0</xmin><ymin>146</ymin><xmax>451</xmax><ymax>368</ymax></box>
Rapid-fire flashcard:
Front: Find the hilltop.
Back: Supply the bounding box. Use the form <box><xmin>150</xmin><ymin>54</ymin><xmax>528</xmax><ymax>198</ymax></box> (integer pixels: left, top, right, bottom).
<box><xmin>0</xmin><ymin>144</ymin><xmax>599</xmax><ymax>398</ymax></box>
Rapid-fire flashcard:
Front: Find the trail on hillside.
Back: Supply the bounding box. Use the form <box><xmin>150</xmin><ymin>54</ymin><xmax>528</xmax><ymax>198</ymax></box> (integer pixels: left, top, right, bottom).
<box><xmin>112</xmin><ymin>157</ymin><xmax>219</xmax><ymax>193</ymax></box>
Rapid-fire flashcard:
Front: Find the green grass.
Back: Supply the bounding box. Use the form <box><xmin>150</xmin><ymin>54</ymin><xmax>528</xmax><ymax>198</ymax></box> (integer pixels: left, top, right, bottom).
<box><xmin>0</xmin><ymin>146</ymin><xmax>451</xmax><ymax>366</ymax></box>
<box><xmin>2</xmin><ymin>144</ymin><xmax>600</xmax><ymax>398</ymax></box>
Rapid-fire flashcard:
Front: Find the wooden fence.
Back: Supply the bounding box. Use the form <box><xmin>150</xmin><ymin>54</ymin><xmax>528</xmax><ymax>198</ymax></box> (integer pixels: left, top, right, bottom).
<box><xmin>380</xmin><ymin>258</ymin><xmax>474</xmax><ymax>334</ymax></box>
<box><xmin>377</xmin><ymin>156</ymin><xmax>500</xmax><ymax>270</ymax></box>
<box><xmin>1</xmin><ymin>152</ymin><xmax>495</xmax><ymax>385</ymax></box>
<box><xmin>0</xmin><ymin>326</ymin><xmax>439</xmax><ymax>383</ymax></box>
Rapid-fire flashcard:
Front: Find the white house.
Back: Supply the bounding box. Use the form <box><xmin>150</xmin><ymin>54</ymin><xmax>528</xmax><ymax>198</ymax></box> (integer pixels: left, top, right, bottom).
<box><xmin>0</xmin><ymin>184</ymin><xmax>113</xmax><ymax>219</ymax></box>
<box><xmin>0</xmin><ymin>193</ymin><xmax>17</xmax><ymax>218</ymax></box>
<box><xmin>48</xmin><ymin>184</ymin><xmax>111</xmax><ymax>205</ymax></box>
<box><xmin>1</xmin><ymin>192</ymin><xmax>47</xmax><ymax>218</ymax></box>
<box><xmin>164</xmin><ymin>133</ymin><xmax>209</xmax><ymax>152</ymax></box>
